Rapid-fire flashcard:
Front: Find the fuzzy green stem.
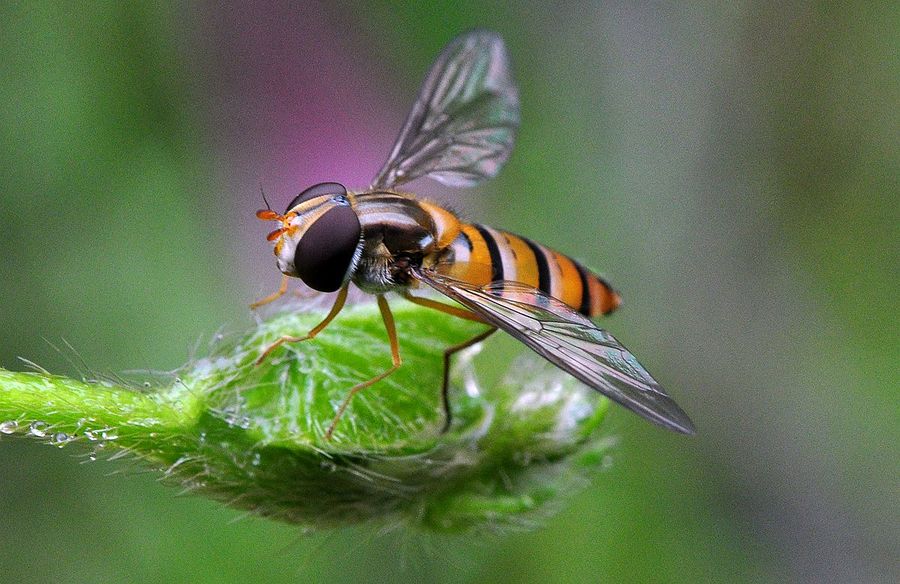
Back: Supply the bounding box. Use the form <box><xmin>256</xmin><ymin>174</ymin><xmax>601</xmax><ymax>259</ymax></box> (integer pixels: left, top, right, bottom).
<box><xmin>0</xmin><ymin>372</ymin><xmax>184</xmax><ymax>443</ymax></box>
<box><xmin>0</xmin><ymin>302</ymin><xmax>612</xmax><ymax>532</ymax></box>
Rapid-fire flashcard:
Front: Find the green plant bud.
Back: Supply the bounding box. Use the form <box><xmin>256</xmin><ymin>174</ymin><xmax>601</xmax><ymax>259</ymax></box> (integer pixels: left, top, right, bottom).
<box><xmin>0</xmin><ymin>302</ymin><xmax>612</xmax><ymax>532</ymax></box>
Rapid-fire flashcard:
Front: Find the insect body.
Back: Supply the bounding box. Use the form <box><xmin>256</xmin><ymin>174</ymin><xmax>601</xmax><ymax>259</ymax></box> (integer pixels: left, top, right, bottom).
<box><xmin>255</xmin><ymin>31</ymin><xmax>695</xmax><ymax>439</ymax></box>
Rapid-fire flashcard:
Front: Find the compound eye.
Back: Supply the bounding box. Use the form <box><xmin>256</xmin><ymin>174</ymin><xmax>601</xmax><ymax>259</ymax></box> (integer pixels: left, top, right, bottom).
<box><xmin>295</xmin><ymin>205</ymin><xmax>361</xmax><ymax>292</ymax></box>
<box><xmin>285</xmin><ymin>182</ymin><xmax>347</xmax><ymax>213</ymax></box>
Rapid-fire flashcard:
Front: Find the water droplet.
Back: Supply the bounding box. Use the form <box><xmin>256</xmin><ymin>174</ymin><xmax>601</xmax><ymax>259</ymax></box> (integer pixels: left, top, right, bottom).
<box><xmin>143</xmin><ymin>381</ymin><xmax>152</xmax><ymax>388</ymax></box>
<box><xmin>88</xmin><ymin>452</ymin><xmax>98</xmax><ymax>461</ymax></box>
<box><xmin>101</xmin><ymin>431</ymin><xmax>118</xmax><ymax>441</ymax></box>
<box><xmin>0</xmin><ymin>420</ymin><xmax>19</xmax><ymax>434</ymax></box>
<box><xmin>29</xmin><ymin>421</ymin><xmax>48</xmax><ymax>437</ymax></box>
<box><xmin>225</xmin><ymin>414</ymin><xmax>251</xmax><ymax>429</ymax></box>
<box><xmin>51</xmin><ymin>432</ymin><xmax>70</xmax><ymax>446</ymax></box>
<box><xmin>251</xmin><ymin>452</ymin><xmax>262</xmax><ymax>466</ymax></box>
<box><xmin>319</xmin><ymin>460</ymin><xmax>337</xmax><ymax>472</ymax></box>
<box><xmin>84</xmin><ymin>429</ymin><xmax>98</xmax><ymax>441</ymax></box>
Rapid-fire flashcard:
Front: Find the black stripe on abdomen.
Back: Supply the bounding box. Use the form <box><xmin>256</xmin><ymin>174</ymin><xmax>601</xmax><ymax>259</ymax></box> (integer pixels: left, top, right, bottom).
<box><xmin>573</xmin><ymin>260</ymin><xmax>593</xmax><ymax>316</ymax></box>
<box><xmin>474</xmin><ymin>224</ymin><xmax>504</xmax><ymax>281</ymax></box>
<box><xmin>521</xmin><ymin>237</ymin><xmax>552</xmax><ymax>296</ymax></box>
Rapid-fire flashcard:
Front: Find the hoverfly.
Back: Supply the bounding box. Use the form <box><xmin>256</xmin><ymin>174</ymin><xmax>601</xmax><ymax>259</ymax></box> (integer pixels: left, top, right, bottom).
<box><xmin>254</xmin><ymin>30</ymin><xmax>695</xmax><ymax>439</ymax></box>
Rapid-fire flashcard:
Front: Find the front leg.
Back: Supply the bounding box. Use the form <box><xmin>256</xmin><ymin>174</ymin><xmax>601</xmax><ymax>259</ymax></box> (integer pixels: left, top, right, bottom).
<box><xmin>250</xmin><ymin>274</ymin><xmax>289</xmax><ymax>309</ymax></box>
<box><xmin>254</xmin><ymin>283</ymin><xmax>350</xmax><ymax>366</ymax></box>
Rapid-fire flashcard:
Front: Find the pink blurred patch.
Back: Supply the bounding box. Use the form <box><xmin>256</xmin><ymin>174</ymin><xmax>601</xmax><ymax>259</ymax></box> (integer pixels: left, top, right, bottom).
<box><xmin>186</xmin><ymin>4</ymin><xmax>404</xmax><ymax>290</ymax></box>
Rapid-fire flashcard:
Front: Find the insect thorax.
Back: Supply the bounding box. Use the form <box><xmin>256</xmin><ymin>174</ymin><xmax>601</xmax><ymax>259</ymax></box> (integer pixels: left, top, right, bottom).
<box><xmin>350</xmin><ymin>192</ymin><xmax>445</xmax><ymax>293</ymax></box>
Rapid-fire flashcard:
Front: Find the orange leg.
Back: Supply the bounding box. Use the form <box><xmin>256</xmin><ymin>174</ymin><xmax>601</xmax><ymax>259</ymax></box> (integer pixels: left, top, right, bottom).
<box><xmin>254</xmin><ymin>283</ymin><xmax>349</xmax><ymax>366</ymax></box>
<box><xmin>403</xmin><ymin>291</ymin><xmax>496</xmax><ymax>432</ymax></box>
<box><xmin>402</xmin><ymin>291</ymin><xmax>488</xmax><ymax>323</ymax></box>
<box><xmin>250</xmin><ymin>274</ymin><xmax>289</xmax><ymax>309</ymax></box>
<box><xmin>325</xmin><ymin>294</ymin><xmax>401</xmax><ymax>440</ymax></box>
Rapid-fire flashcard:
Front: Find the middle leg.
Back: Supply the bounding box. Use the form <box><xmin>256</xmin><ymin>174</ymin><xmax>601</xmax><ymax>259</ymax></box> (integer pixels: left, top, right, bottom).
<box><xmin>324</xmin><ymin>294</ymin><xmax>402</xmax><ymax>440</ymax></box>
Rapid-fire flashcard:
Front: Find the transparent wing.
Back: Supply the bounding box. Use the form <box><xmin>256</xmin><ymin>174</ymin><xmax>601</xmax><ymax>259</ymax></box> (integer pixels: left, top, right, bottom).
<box><xmin>371</xmin><ymin>30</ymin><xmax>520</xmax><ymax>190</ymax></box>
<box><xmin>413</xmin><ymin>268</ymin><xmax>696</xmax><ymax>434</ymax></box>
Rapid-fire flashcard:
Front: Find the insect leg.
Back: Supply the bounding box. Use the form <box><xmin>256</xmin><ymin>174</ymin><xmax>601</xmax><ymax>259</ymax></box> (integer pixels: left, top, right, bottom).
<box><xmin>439</xmin><ymin>327</ymin><xmax>497</xmax><ymax>432</ymax></box>
<box><xmin>402</xmin><ymin>291</ymin><xmax>488</xmax><ymax>323</ymax></box>
<box><xmin>254</xmin><ymin>283</ymin><xmax>349</xmax><ymax>366</ymax></box>
<box><xmin>402</xmin><ymin>291</ymin><xmax>496</xmax><ymax>432</ymax></box>
<box><xmin>250</xmin><ymin>274</ymin><xmax>289</xmax><ymax>309</ymax></box>
<box><xmin>325</xmin><ymin>294</ymin><xmax>401</xmax><ymax>440</ymax></box>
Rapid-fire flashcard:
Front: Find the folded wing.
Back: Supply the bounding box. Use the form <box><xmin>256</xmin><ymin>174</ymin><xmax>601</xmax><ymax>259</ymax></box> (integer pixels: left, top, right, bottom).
<box><xmin>414</xmin><ymin>268</ymin><xmax>696</xmax><ymax>434</ymax></box>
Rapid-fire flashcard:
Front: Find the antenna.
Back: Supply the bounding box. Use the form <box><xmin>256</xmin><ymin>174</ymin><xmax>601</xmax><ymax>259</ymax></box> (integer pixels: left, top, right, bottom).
<box><xmin>259</xmin><ymin>183</ymin><xmax>273</xmax><ymax>212</ymax></box>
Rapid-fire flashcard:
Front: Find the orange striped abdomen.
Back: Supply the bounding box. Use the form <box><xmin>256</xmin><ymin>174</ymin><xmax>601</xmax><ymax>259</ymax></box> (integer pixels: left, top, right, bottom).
<box><xmin>443</xmin><ymin>223</ymin><xmax>621</xmax><ymax>317</ymax></box>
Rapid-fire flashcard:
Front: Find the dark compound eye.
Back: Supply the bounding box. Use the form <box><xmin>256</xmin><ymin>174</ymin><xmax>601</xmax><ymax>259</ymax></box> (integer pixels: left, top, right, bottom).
<box><xmin>285</xmin><ymin>182</ymin><xmax>347</xmax><ymax>213</ymax></box>
<box><xmin>295</xmin><ymin>205</ymin><xmax>361</xmax><ymax>292</ymax></box>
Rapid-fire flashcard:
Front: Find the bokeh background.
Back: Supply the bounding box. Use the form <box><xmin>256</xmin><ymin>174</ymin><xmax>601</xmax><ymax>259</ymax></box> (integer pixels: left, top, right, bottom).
<box><xmin>1</xmin><ymin>2</ymin><xmax>896</xmax><ymax>583</ymax></box>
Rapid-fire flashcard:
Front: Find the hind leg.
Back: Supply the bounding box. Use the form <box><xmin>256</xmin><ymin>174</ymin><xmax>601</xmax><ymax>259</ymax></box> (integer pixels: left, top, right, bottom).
<box><xmin>438</xmin><ymin>327</ymin><xmax>497</xmax><ymax>432</ymax></box>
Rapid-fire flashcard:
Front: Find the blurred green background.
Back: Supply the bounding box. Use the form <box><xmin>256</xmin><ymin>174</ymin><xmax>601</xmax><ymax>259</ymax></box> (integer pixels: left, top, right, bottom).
<box><xmin>1</xmin><ymin>2</ymin><xmax>896</xmax><ymax>583</ymax></box>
